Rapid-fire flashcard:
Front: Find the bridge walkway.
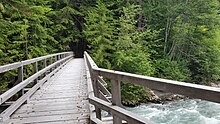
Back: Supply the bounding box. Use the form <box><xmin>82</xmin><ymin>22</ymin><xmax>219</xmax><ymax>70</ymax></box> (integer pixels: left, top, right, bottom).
<box><xmin>9</xmin><ymin>58</ymin><xmax>89</xmax><ymax>124</ymax></box>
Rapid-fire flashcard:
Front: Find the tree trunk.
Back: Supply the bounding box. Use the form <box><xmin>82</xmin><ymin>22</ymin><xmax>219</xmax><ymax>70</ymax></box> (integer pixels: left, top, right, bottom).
<box><xmin>137</xmin><ymin>0</ymin><xmax>143</xmax><ymax>32</ymax></box>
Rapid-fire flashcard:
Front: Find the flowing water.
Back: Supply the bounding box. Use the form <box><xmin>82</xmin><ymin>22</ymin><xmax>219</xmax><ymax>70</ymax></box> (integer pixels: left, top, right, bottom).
<box><xmin>126</xmin><ymin>99</ymin><xmax>220</xmax><ymax>124</ymax></box>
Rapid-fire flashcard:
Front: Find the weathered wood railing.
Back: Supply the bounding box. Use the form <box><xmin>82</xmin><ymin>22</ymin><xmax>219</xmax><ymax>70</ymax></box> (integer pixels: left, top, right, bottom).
<box><xmin>84</xmin><ymin>51</ymin><xmax>220</xmax><ymax>124</ymax></box>
<box><xmin>0</xmin><ymin>52</ymin><xmax>74</xmax><ymax>123</ymax></box>
<box><xmin>84</xmin><ymin>52</ymin><xmax>153</xmax><ymax>124</ymax></box>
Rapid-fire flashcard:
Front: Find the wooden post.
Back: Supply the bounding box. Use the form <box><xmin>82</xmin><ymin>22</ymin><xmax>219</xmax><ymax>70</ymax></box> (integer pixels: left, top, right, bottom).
<box><xmin>18</xmin><ymin>66</ymin><xmax>24</xmax><ymax>83</ymax></box>
<box><xmin>35</xmin><ymin>61</ymin><xmax>38</xmax><ymax>73</ymax></box>
<box><xmin>50</xmin><ymin>57</ymin><xmax>53</xmax><ymax>65</ymax></box>
<box><xmin>18</xmin><ymin>66</ymin><xmax>24</xmax><ymax>95</ymax></box>
<box><xmin>60</xmin><ymin>54</ymin><xmax>63</xmax><ymax>65</ymax></box>
<box><xmin>54</xmin><ymin>56</ymin><xmax>58</xmax><ymax>69</ymax></box>
<box><xmin>57</xmin><ymin>55</ymin><xmax>60</xmax><ymax>66</ymax></box>
<box><xmin>111</xmin><ymin>79</ymin><xmax>122</xmax><ymax>124</ymax></box>
<box><xmin>55</xmin><ymin>55</ymin><xmax>58</xmax><ymax>62</ymax></box>
<box><xmin>43</xmin><ymin>59</ymin><xmax>47</xmax><ymax>76</ymax></box>
<box><xmin>43</xmin><ymin>59</ymin><xmax>47</xmax><ymax>68</ymax></box>
<box><xmin>50</xmin><ymin>57</ymin><xmax>53</xmax><ymax>72</ymax></box>
<box><xmin>34</xmin><ymin>62</ymin><xmax>38</xmax><ymax>84</ymax></box>
<box><xmin>93</xmin><ymin>77</ymin><xmax>101</xmax><ymax>120</ymax></box>
<box><xmin>57</xmin><ymin>55</ymin><xmax>60</xmax><ymax>60</ymax></box>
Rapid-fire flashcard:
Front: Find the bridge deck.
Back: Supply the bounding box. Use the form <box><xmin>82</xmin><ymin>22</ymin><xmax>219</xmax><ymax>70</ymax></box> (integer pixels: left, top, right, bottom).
<box><xmin>9</xmin><ymin>58</ymin><xmax>90</xmax><ymax>124</ymax></box>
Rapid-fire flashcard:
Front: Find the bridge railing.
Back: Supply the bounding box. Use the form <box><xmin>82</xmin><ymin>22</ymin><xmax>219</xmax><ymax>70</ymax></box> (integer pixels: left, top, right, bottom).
<box><xmin>84</xmin><ymin>52</ymin><xmax>154</xmax><ymax>124</ymax></box>
<box><xmin>0</xmin><ymin>52</ymin><xmax>74</xmax><ymax>122</ymax></box>
<box><xmin>84</xmin><ymin>51</ymin><xmax>220</xmax><ymax>124</ymax></box>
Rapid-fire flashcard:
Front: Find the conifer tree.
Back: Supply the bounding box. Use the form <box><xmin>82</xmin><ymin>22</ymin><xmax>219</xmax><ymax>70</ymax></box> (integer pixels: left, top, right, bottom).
<box><xmin>84</xmin><ymin>0</ymin><xmax>115</xmax><ymax>69</ymax></box>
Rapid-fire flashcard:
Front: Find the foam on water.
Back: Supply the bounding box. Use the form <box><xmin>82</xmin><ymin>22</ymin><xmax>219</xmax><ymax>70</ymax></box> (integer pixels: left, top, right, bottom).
<box><xmin>126</xmin><ymin>99</ymin><xmax>220</xmax><ymax>124</ymax></box>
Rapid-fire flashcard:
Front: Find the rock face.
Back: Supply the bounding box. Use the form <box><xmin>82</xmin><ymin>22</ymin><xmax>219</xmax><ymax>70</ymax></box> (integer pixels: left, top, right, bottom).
<box><xmin>145</xmin><ymin>90</ymin><xmax>161</xmax><ymax>103</ymax></box>
<box><xmin>122</xmin><ymin>90</ymin><xmax>187</xmax><ymax>107</ymax></box>
<box><xmin>210</xmin><ymin>82</ymin><xmax>220</xmax><ymax>88</ymax></box>
<box><xmin>147</xmin><ymin>90</ymin><xmax>187</xmax><ymax>103</ymax></box>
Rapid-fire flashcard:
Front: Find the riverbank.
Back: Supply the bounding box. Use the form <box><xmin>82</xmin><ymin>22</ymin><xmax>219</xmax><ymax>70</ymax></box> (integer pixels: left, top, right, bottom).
<box><xmin>122</xmin><ymin>89</ymin><xmax>187</xmax><ymax>107</ymax></box>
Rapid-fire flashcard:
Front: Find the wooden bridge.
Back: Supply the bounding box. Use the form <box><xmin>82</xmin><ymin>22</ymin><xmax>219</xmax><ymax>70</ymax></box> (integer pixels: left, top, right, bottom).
<box><xmin>1</xmin><ymin>51</ymin><xmax>220</xmax><ymax>124</ymax></box>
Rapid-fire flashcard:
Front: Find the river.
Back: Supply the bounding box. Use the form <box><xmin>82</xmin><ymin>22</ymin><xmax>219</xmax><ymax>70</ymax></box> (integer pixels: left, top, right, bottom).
<box><xmin>126</xmin><ymin>99</ymin><xmax>220</xmax><ymax>124</ymax></box>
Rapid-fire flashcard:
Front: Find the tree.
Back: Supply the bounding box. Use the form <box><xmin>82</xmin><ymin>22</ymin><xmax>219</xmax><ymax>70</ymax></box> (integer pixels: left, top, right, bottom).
<box><xmin>84</xmin><ymin>0</ymin><xmax>115</xmax><ymax>69</ymax></box>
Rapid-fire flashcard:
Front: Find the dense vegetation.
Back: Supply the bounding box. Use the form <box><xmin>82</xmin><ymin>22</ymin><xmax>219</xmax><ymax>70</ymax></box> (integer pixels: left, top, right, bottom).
<box><xmin>0</xmin><ymin>0</ymin><xmax>220</xmax><ymax>105</ymax></box>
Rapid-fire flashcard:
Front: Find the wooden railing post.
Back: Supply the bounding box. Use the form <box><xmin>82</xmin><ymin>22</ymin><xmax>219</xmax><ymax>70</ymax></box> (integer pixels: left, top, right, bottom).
<box><xmin>50</xmin><ymin>57</ymin><xmax>53</xmax><ymax>72</ymax></box>
<box><xmin>54</xmin><ymin>56</ymin><xmax>58</xmax><ymax>69</ymax></box>
<box><xmin>18</xmin><ymin>66</ymin><xmax>24</xmax><ymax>95</ymax></box>
<box><xmin>50</xmin><ymin>57</ymin><xmax>53</xmax><ymax>65</ymax></box>
<box><xmin>43</xmin><ymin>59</ymin><xmax>47</xmax><ymax>68</ymax></box>
<box><xmin>43</xmin><ymin>59</ymin><xmax>47</xmax><ymax>76</ymax></box>
<box><xmin>55</xmin><ymin>55</ymin><xmax>58</xmax><ymax>62</ymax></box>
<box><xmin>111</xmin><ymin>79</ymin><xmax>122</xmax><ymax>124</ymax></box>
<box><xmin>34</xmin><ymin>61</ymin><xmax>38</xmax><ymax>84</ymax></box>
<box><xmin>93</xmin><ymin>77</ymin><xmax>102</xmax><ymax>120</ymax></box>
<box><xmin>18</xmin><ymin>66</ymin><xmax>24</xmax><ymax>83</ymax></box>
<box><xmin>57</xmin><ymin>55</ymin><xmax>60</xmax><ymax>66</ymax></box>
<box><xmin>57</xmin><ymin>55</ymin><xmax>60</xmax><ymax>60</ymax></box>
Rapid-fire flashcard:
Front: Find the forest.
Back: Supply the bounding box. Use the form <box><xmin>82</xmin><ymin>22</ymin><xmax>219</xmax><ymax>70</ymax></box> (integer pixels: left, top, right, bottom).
<box><xmin>0</xmin><ymin>0</ymin><xmax>220</xmax><ymax>105</ymax></box>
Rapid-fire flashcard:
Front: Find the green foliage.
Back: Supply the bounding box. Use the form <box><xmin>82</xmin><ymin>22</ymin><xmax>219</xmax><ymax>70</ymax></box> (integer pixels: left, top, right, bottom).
<box><xmin>84</xmin><ymin>0</ymin><xmax>115</xmax><ymax>69</ymax></box>
<box><xmin>142</xmin><ymin>0</ymin><xmax>220</xmax><ymax>82</ymax></box>
<box><xmin>84</xmin><ymin>0</ymin><xmax>220</xmax><ymax>105</ymax></box>
<box><xmin>84</xmin><ymin>1</ymin><xmax>157</xmax><ymax>105</ymax></box>
<box><xmin>0</xmin><ymin>0</ymin><xmax>83</xmax><ymax>92</ymax></box>
<box><xmin>1</xmin><ymin>0</ymin><xmax>220</xmax><ymax>105</ymax></box>
<box><xmin>121</xmin><ymin>83</ymin><xmax>149</xmax><ymax>106</ymax></box>
<box><xmin>154</xmin><ymin>59</ymin><xmax>190</xmax><ymax>81</ymax></box>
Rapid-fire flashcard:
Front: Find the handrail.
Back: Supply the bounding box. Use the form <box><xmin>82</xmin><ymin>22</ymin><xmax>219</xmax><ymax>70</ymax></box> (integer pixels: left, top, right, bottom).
<box><xmin>84</xmin><ymin>51</ymin><xmax>154</xmax><ymax>124</ymax></box>
<box><xmin>0</xmin><ymin>52</ymin><xmax>72</xmax><ymax>73</ymax></box>
<box><xmin>94</xmin><ymin>68</ymin><xmax>220</xmax><ymax>104</ymax></box>
<box><xmin>0</xmin><ymin>52</ymin><xmax>74</xmax><ymax>123</ymax></box>
<box><xmin>84</xmin><ymin>51</ymin><xmax>220</xmax><ymax>124</ymax></box>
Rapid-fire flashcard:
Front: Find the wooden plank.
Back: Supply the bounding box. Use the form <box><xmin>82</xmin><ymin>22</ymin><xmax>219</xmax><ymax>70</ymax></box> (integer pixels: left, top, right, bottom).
<box><xmin>41</xmin><ymin>85</ymin><xmax>83</xmax><ymax>89</ymax></box>
<box><xmin>12</xmin><ymin>109</ymin><xmax>89</xmax><ymax>118</ymax></box>
<box><xmin>97</xmin><ymin>80</ymin><xmax>111</xmax><ymax>97</ymax></box>
<box><xmin>30</xmin><ymin>119</ymin><xmax>89</xmax><ymax>124</ymax></box>
<box><xmin>33</xmin><ymin>92</ymin><xmax>85</xmax><ymax>97</ymax></box>
<box><xmin>31</xmin><ymin>119</ymin><xmax>89</xmax><ymax>124</ymax></box>
<box><xmin>97</xmin><ymin>76</ymin><xmax>108</xmax><ymax>87</ymax></box>
<box><xmin>30</xmin><ymin>94</ymin><xmax>87</xmax><ymax>100</ymax></box>
<box><xmin>33</xmin><ymin>89</ymin><xmax>84</xmax><ymax>95</ymax></box>
<box><xmin>9</xmin><ymin>113</ymin><xmax>89</xmax><ymax>124</ymax></box>
<box><xmin>98</xmin><ymin>91</ymin><xmax>111</xmax><ymax>103</ymax></box>
<box><xmin>15</xmin><ymin>104</ymin><xmax>89</xmax><ymax>113</ymax></box>
<box><xmin>30</xmin><ymin>96</ymin><xmax>88</xmax><ymax>101</ymax></box>
<box><xmin>28</xmin><ymin>97</ymin><xmax>87</xmax><ymax>104</ymax></box>
<box><xmin>21</xmin><ymin>100</ymin><xmax>88</xmax><ymax>107</ymax></box>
